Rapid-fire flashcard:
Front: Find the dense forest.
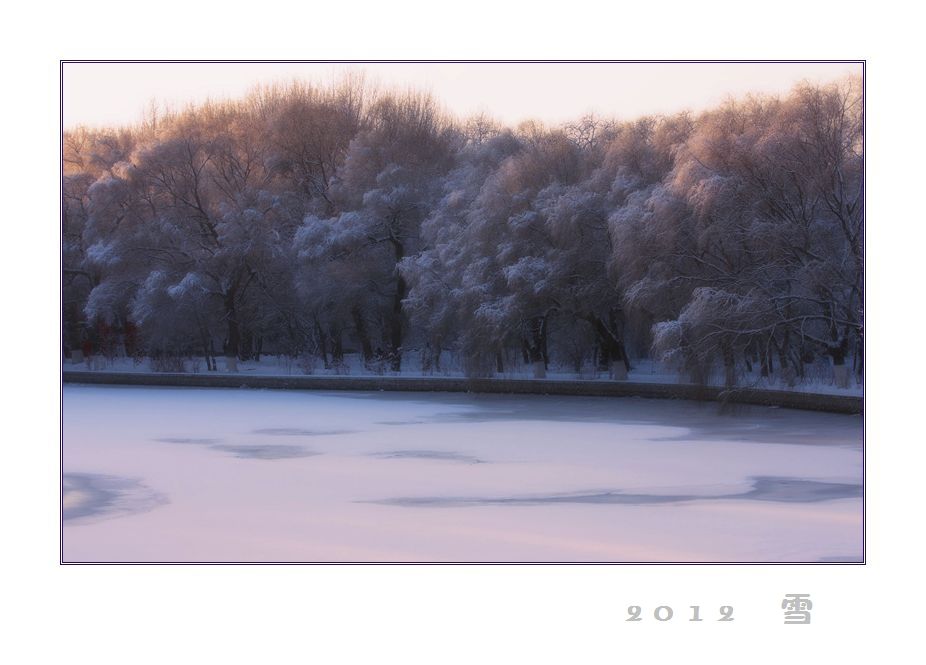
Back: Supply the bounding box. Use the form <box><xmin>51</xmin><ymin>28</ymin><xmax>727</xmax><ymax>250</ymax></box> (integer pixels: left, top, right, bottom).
<box><xmin>62</xmin><ymin>75</ymin><xmax>863</xmax><ymax>387</ymax></box>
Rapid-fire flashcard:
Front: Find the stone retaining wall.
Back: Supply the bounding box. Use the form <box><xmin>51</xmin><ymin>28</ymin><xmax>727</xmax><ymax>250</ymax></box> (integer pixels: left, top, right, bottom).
<box><xmin>62</xmin><ymin>371</ymin><xmax>863</xmax><ymax>414</ymax></box>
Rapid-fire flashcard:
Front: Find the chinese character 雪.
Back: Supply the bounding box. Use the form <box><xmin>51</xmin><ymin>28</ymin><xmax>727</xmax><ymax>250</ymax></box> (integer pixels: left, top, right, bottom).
<box><xmin>782</xmin><ymin>593</ymin><xmax>812</xmax><ymax>624</ymax></box>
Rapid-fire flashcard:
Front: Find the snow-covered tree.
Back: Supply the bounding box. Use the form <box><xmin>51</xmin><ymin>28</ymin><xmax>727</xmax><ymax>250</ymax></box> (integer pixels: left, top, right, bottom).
<box><xmin>294</xmin><ymin>90</ymin><xmax>459</xmax><ymax>371</ymax></box>
<box><xmin>617</xmin><ymin>80</ymin><xmax>862</xmax><ymax>386</ymax></box>
<box><xmin>64</xmin><ymin>75</ymin><xmax>862</xmax><ymax>389</ymax></box>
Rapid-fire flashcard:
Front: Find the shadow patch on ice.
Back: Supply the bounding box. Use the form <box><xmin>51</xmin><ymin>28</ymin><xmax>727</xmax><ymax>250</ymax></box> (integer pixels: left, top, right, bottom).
<box><xmin>817</xmin><ymin>554</ymin><xmax>863</xmax><ymax>562</ymax></box>
<box><xmin>742</xmin><ymin>477</ymin><xmax>862</xmax><ymax>503</ymax></box>
<box><xmin>212</xmin><ymin>444</ymin><xmax>321</xmax><ymax>460</ymax></box>
<box><xmin>334</xmin><ymin>392</ymin><xmax>861</xmax><ymax>448</ymax></box>
<box><xmin>63</xmin><ymin>473</ymin><xmax>167</xmax><ymax>524</ymax></box>
<box><xmin>370</xmin><ymin>450</ymin><xmax>485</xmax><ymax>464</ymax></box>
<box><xmin>368</xmin><ymin>476</ymin><xmax>862</xmax><ymax>508</ymax></box>
<box><xmin>372</xmin><ymin>490</ymin><xmax>699</xmax><ymax>507</ymax></box>
<box><xmin>154</xmin><ymin>437</ymin><xmax>222</xmax><ymax>445</ymax></box>
<box><xmin>252</xmin><ymin>427</ymin><xmax>355</xmax><ymax>436</ymax></box>
<box><xmin>154</xmin><ymin>435</ymin><xmax>320</xmax><ymax>460</ymax></box>
<box><xmin>376</xmin><ymin>420</ymin><xmax>427</xmax><ymax>426</ymax></box>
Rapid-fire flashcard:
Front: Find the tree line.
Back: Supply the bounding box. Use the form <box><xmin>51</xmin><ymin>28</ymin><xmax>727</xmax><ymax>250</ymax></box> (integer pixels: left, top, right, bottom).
<box><xmin>63</xmin><ymin>74</ymin><xmax>862</xmax><ymax>386</ymax></box>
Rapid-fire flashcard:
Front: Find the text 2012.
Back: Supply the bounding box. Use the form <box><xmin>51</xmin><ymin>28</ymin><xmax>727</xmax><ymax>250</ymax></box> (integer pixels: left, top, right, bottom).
<box><xmin>626</xmin><ymin>605</ymin><xmax>734</xmax><ymax>622</ymax></box>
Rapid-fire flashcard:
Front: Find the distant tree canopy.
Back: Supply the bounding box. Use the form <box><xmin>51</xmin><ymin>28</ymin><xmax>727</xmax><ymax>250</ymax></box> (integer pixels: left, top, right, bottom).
<box><xmin>63</xmin><ymin>75</ymin><xmax>863</xmax><ymax>385</ymax></box>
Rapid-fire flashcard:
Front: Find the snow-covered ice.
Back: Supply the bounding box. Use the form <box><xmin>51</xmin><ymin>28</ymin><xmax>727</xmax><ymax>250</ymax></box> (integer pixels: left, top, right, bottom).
<box><xmin>62</xmin><ymin>385</ymin><xmax>863</xmax><ymax>562</ymax></box>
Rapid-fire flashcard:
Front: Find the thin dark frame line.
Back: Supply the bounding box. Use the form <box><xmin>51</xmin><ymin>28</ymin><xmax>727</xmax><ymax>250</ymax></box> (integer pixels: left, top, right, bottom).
<box><xmin>60</xmin><ymin>59</ymin><xmax>865</xmax><ymax>566</ymax></box>
<box><xmin>61</xmin><ymin>59</ymin><xmax>864</xmax><ymax>63</ymax></box>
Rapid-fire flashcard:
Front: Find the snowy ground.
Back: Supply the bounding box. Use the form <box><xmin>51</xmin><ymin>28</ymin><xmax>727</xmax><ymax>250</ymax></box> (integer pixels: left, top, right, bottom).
<box><xmin>62</xmin><ymin>385</ymin><xmax>863</xmax><ymax>562</ymax></box>
<box><xmin>64</xmin><ymin>353</ymin><xmax>864</xmax><ymax>396</ymax></box>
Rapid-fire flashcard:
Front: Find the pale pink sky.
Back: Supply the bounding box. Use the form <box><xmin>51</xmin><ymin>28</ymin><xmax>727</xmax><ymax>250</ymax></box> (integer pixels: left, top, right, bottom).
<box><xmin>63</xmin><ymin>62</ymin><xmax>861</xmax><ymax>129</ymax></box>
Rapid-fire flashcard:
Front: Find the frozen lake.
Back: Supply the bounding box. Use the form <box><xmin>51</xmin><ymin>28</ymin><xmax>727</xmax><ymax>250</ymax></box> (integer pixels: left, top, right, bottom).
<box><xmin>62</xmin><ymin>385</ymin><xmax>863</xmax><ymax>562</ymax></box>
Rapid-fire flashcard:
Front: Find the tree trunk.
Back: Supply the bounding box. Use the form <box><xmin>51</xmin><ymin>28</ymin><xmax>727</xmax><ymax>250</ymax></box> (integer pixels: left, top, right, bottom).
<box><xmin>315</xmin><ymin>321</ymin><xmax>330</xmax><ymax>369</ymax></box>
<box><xmin>833</xmin><ymin>363</ymin><xmax>850</xmax><ymax>389</ymax></box>
<box><xmin>540</xmin><ymin>316</ymin><xmax>549</xmax><ymax>369</ymax></box>
<box><xmin>224</xmin><ymin>292</ymin><xmax>240</xmax><ymax>371</ymax></box>
<box><xmin>239</xmin><ymin>328</ymin><xmax>253</xmax><ymax>361</ymax></box>
<box><xmin>598</xmin><ymin>336</ymin><xmax>611</xmax><ymax>370</ymax></box>
<box><xmin>827</xmin><ymin>331</ymin><xmax>850</xmax><ymax>387</ymax></box>
<box><xmin>855</xmin><ymin>331</ymin><xmax>863</xmax><ymax>380</ymax></box>
<box><xmin>608</xmin><ymin>309</ymin><xmax>631</xmax><ymax>374</ymax></box>
<box><xmin>525</xmin><ymin>340</ymin><xmax>544</xmax><ymax>363</ymax></box>
<box><xmin>525</xmin><ymin>316</ymin><xmax>546</xmax><ymax>377</ymax></box>
<box><xmin>776</xmin><ymin>331</ymin><xmax>792</xmax><ymax>380</ymax></box>
<box><xmin>723</xmin><ymin>342</ymin><xmax>736</xmax><ymax>388</ymax></box>
<box><xmin>611</xmin><ymin>360</ymin><xmax>627</xmax><ymax>381</ymax></box>
<box><xmin>760</xmin><ymin>342</ymin><xmax>772</xmax><ymax>378</ymax></box>
<box><xmin>388</xmin><ymin>236</ymin><xmax>407</xmax><ymax>373</ymax></box>
<box><xmin>591</xmin><ymin>315</ymin><xmax>630</xmax><ymax>379</ymax></box>
<box><xmin>331</xmin><ymin>327</ymin><xmax>344</xmax><ymax>362</ymax></box>
<box><xmin>826</xmin><ymin>336</ymin><xmax>848</xmax><ymax>366</ymax></box>
<box><xmin>351</xmin><ymin>308</ymin><xmax>373</xmax><ymax>363</ymax></box>
<box><xmin>389</xmin><ymin>273</ymin><xmax>406</xmax><ymax>372</ymax></box>
<box><xmin>198</xmin><ymin>324</ymin><xmax>216</xmax><ymax>371</ymax></box>
<box><xmin>532</xmin><ymin>360</ymin><xmax>546</xmax><ymax>379</ymax></box>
